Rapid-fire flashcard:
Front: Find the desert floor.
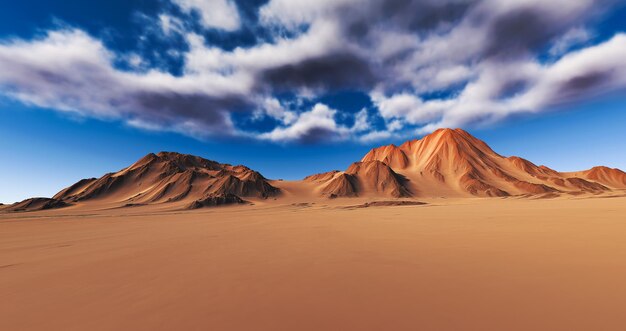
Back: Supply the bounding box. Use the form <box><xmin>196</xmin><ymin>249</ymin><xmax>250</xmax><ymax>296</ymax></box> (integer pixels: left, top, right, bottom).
<box><xmin>2</xmin><ymin>196</ymin><xmax>626</xmax><ymax>331</ymax></box>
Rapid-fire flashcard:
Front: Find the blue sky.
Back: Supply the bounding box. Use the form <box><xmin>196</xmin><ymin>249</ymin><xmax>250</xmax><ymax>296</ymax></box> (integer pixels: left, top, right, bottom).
<box><xmin>1</xmin><ymin>0</ymin><xmax>626</xmax><ymax>203</ymax></box>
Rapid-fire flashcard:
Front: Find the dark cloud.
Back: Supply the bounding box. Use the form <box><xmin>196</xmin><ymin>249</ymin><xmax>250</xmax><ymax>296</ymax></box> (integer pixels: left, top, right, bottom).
<box><xmin>379</xmin><ymin>0</ymin><xmax>475</xmax><ymax>31</ymax></box>
<box><xmin>258</xmin><ymin>52</ymin><xmax>378</xmax><ymax>92</ymax></box>
<box><xmin>556</xmin><ymin>70</ymin><xmax>616</xmax><ymax>101</ymax></box>
<box><xmin>343</xmin><ymin>0</ymin><xmax>476</xmax><ymax>39</ymax></box>
<box><xmin>483</xmin><ymin>7</ymin><xmax>562</xmax><ymax>58</ymax></box>
<box><xmin>496</xmin><ymin>78</ymin><xmax>531</xmax><ymax>100</ymax></box>
<box><xmin>130</xmin><ymin>91</ymin><xmax>250</xmax><ymax>133</ymax></box>
<box><xmin>294</xmin><ymin>127</ymin><xmax>341</xmax><ymax>144</ymax></box>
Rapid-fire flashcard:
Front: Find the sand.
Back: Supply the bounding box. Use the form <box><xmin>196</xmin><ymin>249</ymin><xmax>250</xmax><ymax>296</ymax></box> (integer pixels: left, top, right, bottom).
<box><xmin>2</xmin><ymin>196</ymin><xmax>626</xmax><ymax>331</ymax></box>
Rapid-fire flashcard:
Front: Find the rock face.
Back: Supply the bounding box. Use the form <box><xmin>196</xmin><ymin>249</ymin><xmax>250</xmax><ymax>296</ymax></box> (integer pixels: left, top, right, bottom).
<box><xmin>186</xmin><ymin>193</ymin><xmax>246</xmax><ymax>210</ymax></box>
<box><xmin>306</xmin><ymin>128</ymin><xmax>624</xmax><ymax>198</ymax></box>
<box><xmin>345</xmin><ymin>161</ymin><xmax>411</xmax><ymax>198</ymax></box>
<box><xmin>0</xmin><ymin>152</ymin><xmax>279</xmax><ymax>212</ymax></box>
<box><xmin>319</xmin><ymin>173</ymin><xmax>358</xmax><ymax>198</ymax></box>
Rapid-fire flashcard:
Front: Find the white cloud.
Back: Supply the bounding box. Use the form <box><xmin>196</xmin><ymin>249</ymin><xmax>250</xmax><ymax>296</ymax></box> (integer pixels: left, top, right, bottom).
<box><xmin>358</xmin><ymin>130</ymin><xmax>392</xmax><ymax>143</ymax></box>
<box><xmin>159</xmin><ymin>14</ymin><xmax>184</xmax><ymax>35</ymax></box>
<box><xmin>351</xmin><ymin>108</ymin><xmax>370</xmax><ymax>132</ymax></box>
<box><xmin>414</xmin><ymin>33</ymin><xmax>626</xmax><ymax>133</ymax></box>
<box><xmin>549</xmin><ymin>27</ymin><xmax>593</xmax><ymax>57</ymax></box>
<box><xmin>259</xmin><ymin>103</ymin><xmax>350</xmax><ymax>142</ymax></box>
<box><xmin>0</xmin><ymin>29</ymin><xmax>248</xmax><ymax>135</ymax></box>
<box><xmin>259</xmin><ymin>0</ymin><xmax>354</xmax><ymax>28</ymax></box>
<box><xmin>256</xmin><ymin>97</ymin><xmax>297</xmax><ymax>125</ymax></box>
<box><xmin>371</xmin><ymin>92</ymin><xmax>453</xmax><ymax>125</ymax></box>
<box><xmin>171</xmin><ymin>0</ymin><xmax>241</xmax><ymax>31</ymax></box>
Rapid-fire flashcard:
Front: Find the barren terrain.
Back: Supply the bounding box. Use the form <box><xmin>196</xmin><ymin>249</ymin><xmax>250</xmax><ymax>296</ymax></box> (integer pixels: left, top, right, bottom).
<box><xmin>2</xmin><ymin>196</ymin><xmax>626</xmax><ymax>331</ymax></box>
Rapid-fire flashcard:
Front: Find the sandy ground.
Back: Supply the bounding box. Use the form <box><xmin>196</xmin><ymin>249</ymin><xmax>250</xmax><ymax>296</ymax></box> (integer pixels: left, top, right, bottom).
<box><xmin>2</xmin><ymin>196</ymin><xmax>626</xmax><ymax>331</ymax></box>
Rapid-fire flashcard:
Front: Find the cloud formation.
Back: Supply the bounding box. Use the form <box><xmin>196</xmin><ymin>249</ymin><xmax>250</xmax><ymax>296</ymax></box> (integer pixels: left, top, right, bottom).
<box><xmin>171</xmin><ymin>0</ymin><xmax>241</xmax><ymax>31</ymax></box>
<box><xmin>0</xmin><ymin>0</ymin><xmax>625</xmax><ymax>143</ymax></box>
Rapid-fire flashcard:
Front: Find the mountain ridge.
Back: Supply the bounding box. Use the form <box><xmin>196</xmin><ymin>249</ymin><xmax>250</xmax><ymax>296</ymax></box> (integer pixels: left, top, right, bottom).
<box><xmin>305</xmin><ymin>128</ymin><xmax>626</xmax><ymax>198</ymax></box>
<box><xmin>3</xmin><ymin>129</ymin><xmax>626</xmax><ymax>212</ymax></box>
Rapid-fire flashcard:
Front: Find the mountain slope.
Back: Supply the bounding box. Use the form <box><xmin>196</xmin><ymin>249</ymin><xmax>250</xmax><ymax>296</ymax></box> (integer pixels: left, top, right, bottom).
<box><xmin>566</xmin><ymin>166</ymin><xmax>626</xmax><ymax>189</ymax></box>
<box><xmin>29</xmin><ymin>152</ymin><xmax>279</xmax><ymax>210</ymax></box>
<box><xmin>305</xmin><ymin>128</ymin><xmax>623</xmax><ymax>198</ymax></box>
<box><xmin>4</xmin><ymin>129</ymin><xmax>625</xmax><ymax>212</ymax></box>
<box><xmin>303</xmin><ymin>161</ymin><xmax>411</xmax><ymax>198</ymax></box>
<box><xmin>1</xmin><ymin>198</ymin><xmax>70</xmax><ymax>212</ymax></box>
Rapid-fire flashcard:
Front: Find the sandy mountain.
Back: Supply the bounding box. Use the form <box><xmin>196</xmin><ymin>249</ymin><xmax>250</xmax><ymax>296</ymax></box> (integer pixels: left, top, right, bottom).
<box><xmin>361</xmin><ymin>144</ymin><xmax>409</xmax><ymax>169</ymax></box>
<box><xmin>304</xmin><ymin>128</ymin><xmax>624</xmax><ymax>198</ymax></box>
<box><xmin>24</xmin><ymin>152</ymin><xmax>279</xmax><ymax>210</ymax></box>
<box><xmin>565</xmin><ymin>166</ymin><xmax>626</xmax><ymax>189</ymax></box>
<box><xmin>1</xmin><ymin>198</ymin><xmax>70</xmax><ymax>212</ymax></box>
<box><xmin>304</xmin><ymin>160</ymin><xmax>410</xmax><ymax>198</ymax></box>
<box><xmin>4</xmin><ymin>129</ymin><xmax>626</xmax><ymax>212</ymax></box>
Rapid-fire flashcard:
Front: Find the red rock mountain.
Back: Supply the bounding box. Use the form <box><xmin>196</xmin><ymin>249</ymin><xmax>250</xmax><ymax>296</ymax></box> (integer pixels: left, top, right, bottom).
<box><xmin>304</xmin><ymin>161</ymin><xmax>410</xmax><ymax>198</ymax></box>
<box><xmin>3</xmin><ymin>129</ymin><xmax>626</xmax><ymax>212</ymax></box>
<box><xmin>307</xmin><ymin>128</ymin><xmax>626</xmax><ymax>198</ymax></box>
<box><xmin>6</xmin><ymin>152</ymin><xmax>280</xmax><ymax>211</ymax></box>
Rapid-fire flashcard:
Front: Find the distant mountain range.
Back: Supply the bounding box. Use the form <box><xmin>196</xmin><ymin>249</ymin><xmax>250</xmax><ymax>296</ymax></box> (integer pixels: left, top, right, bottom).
<box><xmin>3</xmin><ymin>129</ymin><xmax>625</xmax><ymax>212</ymax></box>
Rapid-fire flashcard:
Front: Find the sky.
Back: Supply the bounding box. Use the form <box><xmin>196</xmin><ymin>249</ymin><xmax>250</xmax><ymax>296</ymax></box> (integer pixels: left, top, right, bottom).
<box><xmin>1</xmin><ymin>0</ymin><xmax>626</xmax><ymax>203</ymax></box>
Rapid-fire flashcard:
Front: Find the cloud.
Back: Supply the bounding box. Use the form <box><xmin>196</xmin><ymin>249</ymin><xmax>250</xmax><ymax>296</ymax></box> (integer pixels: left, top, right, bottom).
<box><xmin>0</xmin><ymin>0</ymin><xmax>624</xmax><ymax>144</ymax></box>
<box><xmin>413</xmin><ymin>33</ymin><xmax>626</xmax><ymax>132</ymax></box>
<box><xmin>358</xmin><ymin>130</ymin><xmax>393</xmax><ymax>143</ymax></box>
<box><xmin>258</xmin><ymin>103</ymin><xmax>350</xmax><ymax>143</ymax></box>
<box><xmin>0</xmin><ymin>29</ymin><xmax>248</xmax><ymax>136</ymax></box>
<box><xmin>258</xmin><ymin>52</ymin><xmax>377</xmax><ymax>92</ymax></box>
<box><xmin>159</xmin><ymin>14</ymin><xmax>185</xmax><ymax>35</ymax></box>
<box><xmin>549</xmin><ymin>27</ymin><xmax>593</xmax><ymax>57</ymax></box>
<box><xmin>255</xmin><ymin>97</ymin><xmax>297</xmax><ymax>125</ymax></box>
<box><xmin>171</xmin><ymin>0</ymin><xmax>241</xmax><ymax>31</ymax></box>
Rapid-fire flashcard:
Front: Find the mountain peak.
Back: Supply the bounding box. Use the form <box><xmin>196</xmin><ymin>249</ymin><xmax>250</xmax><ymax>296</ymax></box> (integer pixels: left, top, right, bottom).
<box><xmin>349</xmin><ymin>128</ymin><xmax>624</xmax><ymax>198</ymax></box>
<box><xmin>363</xmin><ymin>128</ymin><xmax>498</xmax><ymax>173</ymax></box>
<box><xmin>49</xmin><ymin>152</ymin><xmax>280</xmax><ymax>208</ymax></box>
<box><xmin>361</xmin><ymin>143</ymin><xmax>409</xmax><ymax>169</ymax></box>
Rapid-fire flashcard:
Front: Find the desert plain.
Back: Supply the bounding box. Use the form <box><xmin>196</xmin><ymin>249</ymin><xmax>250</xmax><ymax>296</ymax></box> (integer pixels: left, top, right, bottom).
<box><xmin>2</xmin><ymin>194</ymin><xmax>626</xmax><ymax>331</ymax></box>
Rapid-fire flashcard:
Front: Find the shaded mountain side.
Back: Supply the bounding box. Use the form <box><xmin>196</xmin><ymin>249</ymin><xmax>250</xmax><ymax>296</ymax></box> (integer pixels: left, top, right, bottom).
<box><xmin>361</xmin><ymin>144</ymin><xmax>409</xmax><ymax>169</ymax></box>
<box><xmin>186</xmin><ymin>193</ymin><xmax>247</xmax><ymax>210</ymax></box>
<box><xmin>2</xmin><ymin>198</ymin><xmax>70</xmax><ymax>212</ymax></box>
<box><xmin>305</xmin><ymin>161</ymin><xmax>411</xmax><ymax>198</ymax></box>
<box><xmin>346</xmin><ymin>161</ymin><xmax>411</xmax><ymax>198</ymax></box>
<box><xmin>318</xmin><ymin>173</ymin><xmax>358</xmax><ymax>198</ymax></box>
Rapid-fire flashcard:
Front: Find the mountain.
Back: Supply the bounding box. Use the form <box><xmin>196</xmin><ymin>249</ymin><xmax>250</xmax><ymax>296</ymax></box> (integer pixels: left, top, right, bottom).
<box><xmin>305</xmin><ymin>128</ymin><xmax>626</xmax><ymax>198</ymax></box>
<box><xmin>6</xmin><ymin>152</ymin><xmax>280</xmax><ymax>212</ymax></box>
<box><xmin>304</xmin><ymin>161</ymin><xmax>410</xmax><ymax>198</ymax></box>
<box><xmin>0</xmin><ymin>198</ymin><xmax>70</xmax><ymax>213</ymax></box>
<box><xmin>566</xmin><ymin>166</ymin><xmax>626</xmax><ymax>189</ymax></box>
<box><xmin>3</xmin><ymin>129</ymin><xmax>626</xmax><ymax>213</ymax></box>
